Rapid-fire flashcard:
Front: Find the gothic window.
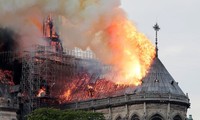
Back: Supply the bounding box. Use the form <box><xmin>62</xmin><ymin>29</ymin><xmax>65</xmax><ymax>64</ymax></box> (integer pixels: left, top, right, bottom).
<box><xmin>150</xmin><ymin>114</ymin><xmax>164</xmax><ymax>120</ymax></box>
<box><xmin>131</xmin><ymin>114</ymin><xmax>140</xmax><ymax>120</ymax></box>
<box><xmin>116</xmin><ymin>116</ymin><xmax>122</xmax><ymax>120</ymax></box>
<box><xmin>173</xmin><ymin>115</ymin><xmax>182</xmax><ymax>120</ymax></box>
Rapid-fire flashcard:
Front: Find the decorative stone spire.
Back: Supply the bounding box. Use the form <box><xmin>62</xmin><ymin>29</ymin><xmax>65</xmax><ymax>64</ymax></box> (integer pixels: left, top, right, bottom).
<box><xmin>153</xmin><ymin>23</ymin><xmax>160</xmax><ymax>58</ymax></box>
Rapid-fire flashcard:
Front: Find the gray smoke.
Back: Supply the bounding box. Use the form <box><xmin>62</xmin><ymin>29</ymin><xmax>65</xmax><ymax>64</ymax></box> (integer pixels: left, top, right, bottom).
<box><xmin>0</xmin><ymin>27</ymin><xmax>18</xmax><ymax>52</ymax></box>
<box><xmin>0</xmin><ymin>0</ymin><xmax>124</xmax><ymax>62</ymax></box>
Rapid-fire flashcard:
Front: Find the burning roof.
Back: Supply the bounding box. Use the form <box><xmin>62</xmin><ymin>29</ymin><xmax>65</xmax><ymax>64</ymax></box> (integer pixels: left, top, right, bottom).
<box><xmin>0</xmin><ymin>0</ymin><xmax>155</xmax><ymax>87</ymax></box>
<box><xmin>0</xmin><ymin>0</ymin><xmax>156</xmax><ymax>105</ymax></box>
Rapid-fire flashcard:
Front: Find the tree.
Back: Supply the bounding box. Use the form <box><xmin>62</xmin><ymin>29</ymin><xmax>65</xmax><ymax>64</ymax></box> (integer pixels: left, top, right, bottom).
<box><xmin>27</xmin><ymin>108</ymin><xmax>105</xmax><ymax>120</ymax></box>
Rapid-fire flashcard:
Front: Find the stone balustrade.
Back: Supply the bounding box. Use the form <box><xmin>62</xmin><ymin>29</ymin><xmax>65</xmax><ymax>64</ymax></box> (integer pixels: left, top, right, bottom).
<box><xmin>61</xmin><ymin>93</ymin><xmax>190</xmax><ymax>110</ymax></box>
<box><xmin>0</xmin><ymin>98</ymin><xmax>18</xmax><ymax>109</ymax></box>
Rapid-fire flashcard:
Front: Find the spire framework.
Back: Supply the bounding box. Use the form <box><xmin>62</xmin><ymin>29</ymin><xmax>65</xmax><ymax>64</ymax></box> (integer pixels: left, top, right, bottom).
<box><xmin>153</xmin><ymin>23</ymin><xmax>160</xmax><ymax>58</ymax></box>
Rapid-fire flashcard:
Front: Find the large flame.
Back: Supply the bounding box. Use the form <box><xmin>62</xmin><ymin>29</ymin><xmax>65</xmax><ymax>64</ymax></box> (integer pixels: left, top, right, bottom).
<box><xmin>107</xmin><ymin>18</ymin><xmax>155</xmax><ymax>86</ymax></box>
<box><xmin>0</xmin><ymin>0</ymin><xmax>156</xmax><ymax>103</ymax></box>
<box><xmin>39</xmin><ymin>17</ymin><xmax>156</xmax><ymax>103</ymax></box>
<box><xmin>58</xmin><ymin>73</ymin><xmax>129</xmax><ymax>103</ymax></box>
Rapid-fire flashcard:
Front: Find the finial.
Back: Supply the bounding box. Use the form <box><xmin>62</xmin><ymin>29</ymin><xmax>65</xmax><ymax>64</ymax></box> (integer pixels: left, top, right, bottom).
<box><xmin>153</xmin><ymin>23</ymin><xmax>160</xmax><ymax>58</ymax></box>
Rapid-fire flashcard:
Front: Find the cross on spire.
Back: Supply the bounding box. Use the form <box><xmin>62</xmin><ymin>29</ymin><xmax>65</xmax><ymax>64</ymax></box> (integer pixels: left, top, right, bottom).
<box><xmin>153</xmin><ymin>23</ymin><xmax>160</xmax><ymax>58</ymax></box>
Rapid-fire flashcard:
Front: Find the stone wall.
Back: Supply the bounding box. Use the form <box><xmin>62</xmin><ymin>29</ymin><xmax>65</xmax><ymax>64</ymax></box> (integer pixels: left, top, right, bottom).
<box><xmin>62</xmin><ymin>93</ymin><xmax>189</xmax><ymax>120</ymax></box>
<box><xmin>94</xmin><ymin>103</ymin><xmax>187</xmax><ymax>120</ymax></box>
<box><xmin>0</xmin><ymin>97</ymin><xmax>18</xmax><ymax>120</ymax></box>
<box><xmin>0</xmin><ymin>111</ymin><xmax>17</xmax><ymax>120</ymax></box>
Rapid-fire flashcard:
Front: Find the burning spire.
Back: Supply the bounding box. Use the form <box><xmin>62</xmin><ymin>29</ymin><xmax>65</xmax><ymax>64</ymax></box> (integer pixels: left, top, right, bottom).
<box><xmin>43</xmin><ymin>15</ymin><xmax>63</xmax><ymax>52</ymax></box>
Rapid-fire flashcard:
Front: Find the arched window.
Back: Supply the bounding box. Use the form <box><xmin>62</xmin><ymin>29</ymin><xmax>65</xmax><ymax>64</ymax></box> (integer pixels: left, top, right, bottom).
<box><xmin>131</xmin><ymin>114</ymin><xmax>140</xmax><ymax>120</ymax></box>
<box><xmin>150</xmin><ymin>114</ymin><xmax>164</xmax><ymax>120</ymax></box>
<box><xmin>173</xmin><ymin>115</ymin><xmax>182</xmax><ymax>120</ymax></box>
<box><xmin>116</xmin><ymin>116</ymin><xmax>122</xmax><ymax>120</ymax></box>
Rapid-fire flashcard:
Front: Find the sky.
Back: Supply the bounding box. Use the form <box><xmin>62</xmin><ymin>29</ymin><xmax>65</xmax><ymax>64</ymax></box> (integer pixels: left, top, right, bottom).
<box><xmin>121</xmin><ymin>0</ymin><xmax>200</xmax><ymax>119</ymax></box>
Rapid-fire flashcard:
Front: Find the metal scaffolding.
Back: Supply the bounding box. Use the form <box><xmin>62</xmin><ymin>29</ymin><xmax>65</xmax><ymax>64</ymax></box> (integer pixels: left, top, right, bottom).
<box><xmin>19</xmin><ymin>45</ymin><xmax>111</xmax><ymax>119</ymax></box>
<box><xmin>20</xmin><ymin>45</ymin><xmax>81</xmax><ymax>116</ymax></box>
<box><xmin>20</xmin><ymin>45</ymin><xmax>59</xmax><ymax>116</ymax></box>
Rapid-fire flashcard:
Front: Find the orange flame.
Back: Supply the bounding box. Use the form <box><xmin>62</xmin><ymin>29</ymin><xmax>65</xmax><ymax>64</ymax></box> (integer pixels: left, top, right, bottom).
<box><xmin>107</xmin><ymin>18</ymin><xmax>155</xmax><ymax>86</ymax></box>
<box><xmin>29</xmin><ymin>17</ymin><xmax>43</xmax><ymax>32</ymax></box>
<box><xmin>59</xmin><ymin>18</ymin><xmax>156</xmax><ymax>102</ymax></box>
<box><xmin>37</xmin><ymin>87</ymin><xmax>46</xmax><ymax>97</ymax></box>
<box><xmin>59</xmin><ymin>77</ymin><xmax>129</xmax><ymax>103</ymax></box>
<box><xmin>62</xmin><ymin>89</ymin><xmax>72</xmax><ymax>101</ymax></box>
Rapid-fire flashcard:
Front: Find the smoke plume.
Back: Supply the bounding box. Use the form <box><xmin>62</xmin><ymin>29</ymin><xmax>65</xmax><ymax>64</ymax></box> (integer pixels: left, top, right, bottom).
<box><xmin>0</xmin><ymin>28</ymin><xmax>18</xmax><ymax>52</ymax></box>
<box><xmin>0</xmin><ymin>0</ymin><xmax>122</xmax><ymax>57</ymax></box>
<box><xmin>0</xmin><ymin>0</ymin><xmax>155</xmax><ymax>85</ymax></box>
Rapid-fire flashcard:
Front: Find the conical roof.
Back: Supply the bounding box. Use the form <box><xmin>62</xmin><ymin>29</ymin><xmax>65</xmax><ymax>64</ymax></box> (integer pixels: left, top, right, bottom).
<box><xmin>135</xmin><ymin>57</ymin><xmax>186</xmax><ymax>96</ymax></box>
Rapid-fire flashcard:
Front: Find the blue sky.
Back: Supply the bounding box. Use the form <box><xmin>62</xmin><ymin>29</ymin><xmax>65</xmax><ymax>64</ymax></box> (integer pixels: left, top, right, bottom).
<box><xmin>121</xmin><ymin>0</ymin><xmax>200</xmax><ymax>119</ymax></box>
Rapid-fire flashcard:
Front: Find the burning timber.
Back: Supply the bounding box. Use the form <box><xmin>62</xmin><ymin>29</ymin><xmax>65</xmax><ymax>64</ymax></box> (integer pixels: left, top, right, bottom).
<box><xmin>0</xmin><ymin>44</ymin><xmax>133</xmax><ymax>118</ymax></box>
<box><xmin>0</xmin><ymin>15</ymin><xmax>190</xmax><ymax>120</ymax></box>
<box><xmin>0</xmin><ymin>16</ymin><xmax>135</xmax><ymax>119</ymax></box>
<box><xmin>0</xmin><ymin>44</ymin><xmax>190</xmax><ymax>120</ymax></box>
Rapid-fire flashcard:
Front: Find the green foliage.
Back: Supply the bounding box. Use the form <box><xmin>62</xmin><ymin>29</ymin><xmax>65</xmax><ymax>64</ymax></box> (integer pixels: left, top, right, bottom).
<box><xmin>27</xmin><ymin>108</ymin><xmax>105</xmax><ymax>120</ymax></box>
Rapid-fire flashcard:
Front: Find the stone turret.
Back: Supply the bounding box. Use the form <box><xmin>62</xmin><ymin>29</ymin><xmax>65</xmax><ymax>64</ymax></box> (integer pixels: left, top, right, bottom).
<box><xmin>62</xmin><ymin>56</ymin><xmax>190</xmax><ymax>120</ymax></box>
<box><xmin>0</xmin><ymin>85</ymin><xmax>18</xmax><ymax>120</ymax></box>
<box><xmin>127</xmin><ymin>23</ymin><xmax>190</xmax><ymax>120</ymax></box>
<box><xmin>131</xmin><ymin>57</ymin><xmax>190</xmax><ymax>120</ymax></box>
<box><xmin>61</xmin><ymin>24</ymin><xmax>190</xmax><ymax>120</ymax></box>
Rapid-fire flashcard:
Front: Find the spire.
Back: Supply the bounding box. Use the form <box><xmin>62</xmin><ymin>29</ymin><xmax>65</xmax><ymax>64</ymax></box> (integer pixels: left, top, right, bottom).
<box><xmin>153</xmin><ymin>23</ymin><xmax>160</xmax><ymax>58</ymax></box>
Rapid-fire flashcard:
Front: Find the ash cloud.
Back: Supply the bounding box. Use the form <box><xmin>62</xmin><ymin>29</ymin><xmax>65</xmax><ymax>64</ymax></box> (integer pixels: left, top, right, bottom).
<box><xmin>0</xmin><ymin>28</ymin><xmax>22</xmax><ymax>85</ymax></box>
<box><xmin>0</xmin><ymin>27</ymin><xmax>18</xmax><ymax>70</ymax></box>
<box><xmin>0</xmin><ymin>0</ymin><xmax>155</xmax><ymax>86</ymax></box>
<box><xmin>0</xmin><ymin>0</ymin><xmax>124</xmax><ymax>62</ymax></box>
<box><xmin>0</xmin><ymin>27</ymin><xmax>18</xmax><ymax>52</ymax></box>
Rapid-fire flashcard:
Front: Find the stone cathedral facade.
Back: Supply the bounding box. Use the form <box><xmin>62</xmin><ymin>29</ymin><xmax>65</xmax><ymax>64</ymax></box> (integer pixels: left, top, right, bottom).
<box><xmin>64</xmin><ymin>56</ymin><xmax>190</xmax><ymax>120</ymax></box>
<box><xmin>0</xmin><ymin>22</ymin><xmax>190</xmax><ymax>120</ymax></box>
<box><xmin>97</xmin><ymin>57</ymin><xmax>190</xmax><ymax>120</ymax></box>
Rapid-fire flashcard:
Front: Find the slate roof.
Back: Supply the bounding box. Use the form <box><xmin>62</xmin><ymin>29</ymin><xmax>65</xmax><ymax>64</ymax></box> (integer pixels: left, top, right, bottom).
<box><xmin>135</xmin><ymin>57</ymin><xmax>186</xmax><ymax>96</ymax></box>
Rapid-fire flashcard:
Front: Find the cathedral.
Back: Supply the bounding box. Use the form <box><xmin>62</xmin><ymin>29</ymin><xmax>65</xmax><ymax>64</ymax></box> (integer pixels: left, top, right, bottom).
<box><xmin>108</xmin><ymin>24</ymin><xmax>190</xmax><ymax>120</ymax></box>
<box><xmin>60</xmin><ymin>24</ymin><xmax>190</xmax><ymax>120</ymax></box>
<box><xmin>0</xmin><ymin>23</ymin><xmax>190</xmax><ymax>120</ymax></box>
<box><xmin>62</xmin><ymin>49</ymin><xmax>190</xmax><ymax>120</ymax></box>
